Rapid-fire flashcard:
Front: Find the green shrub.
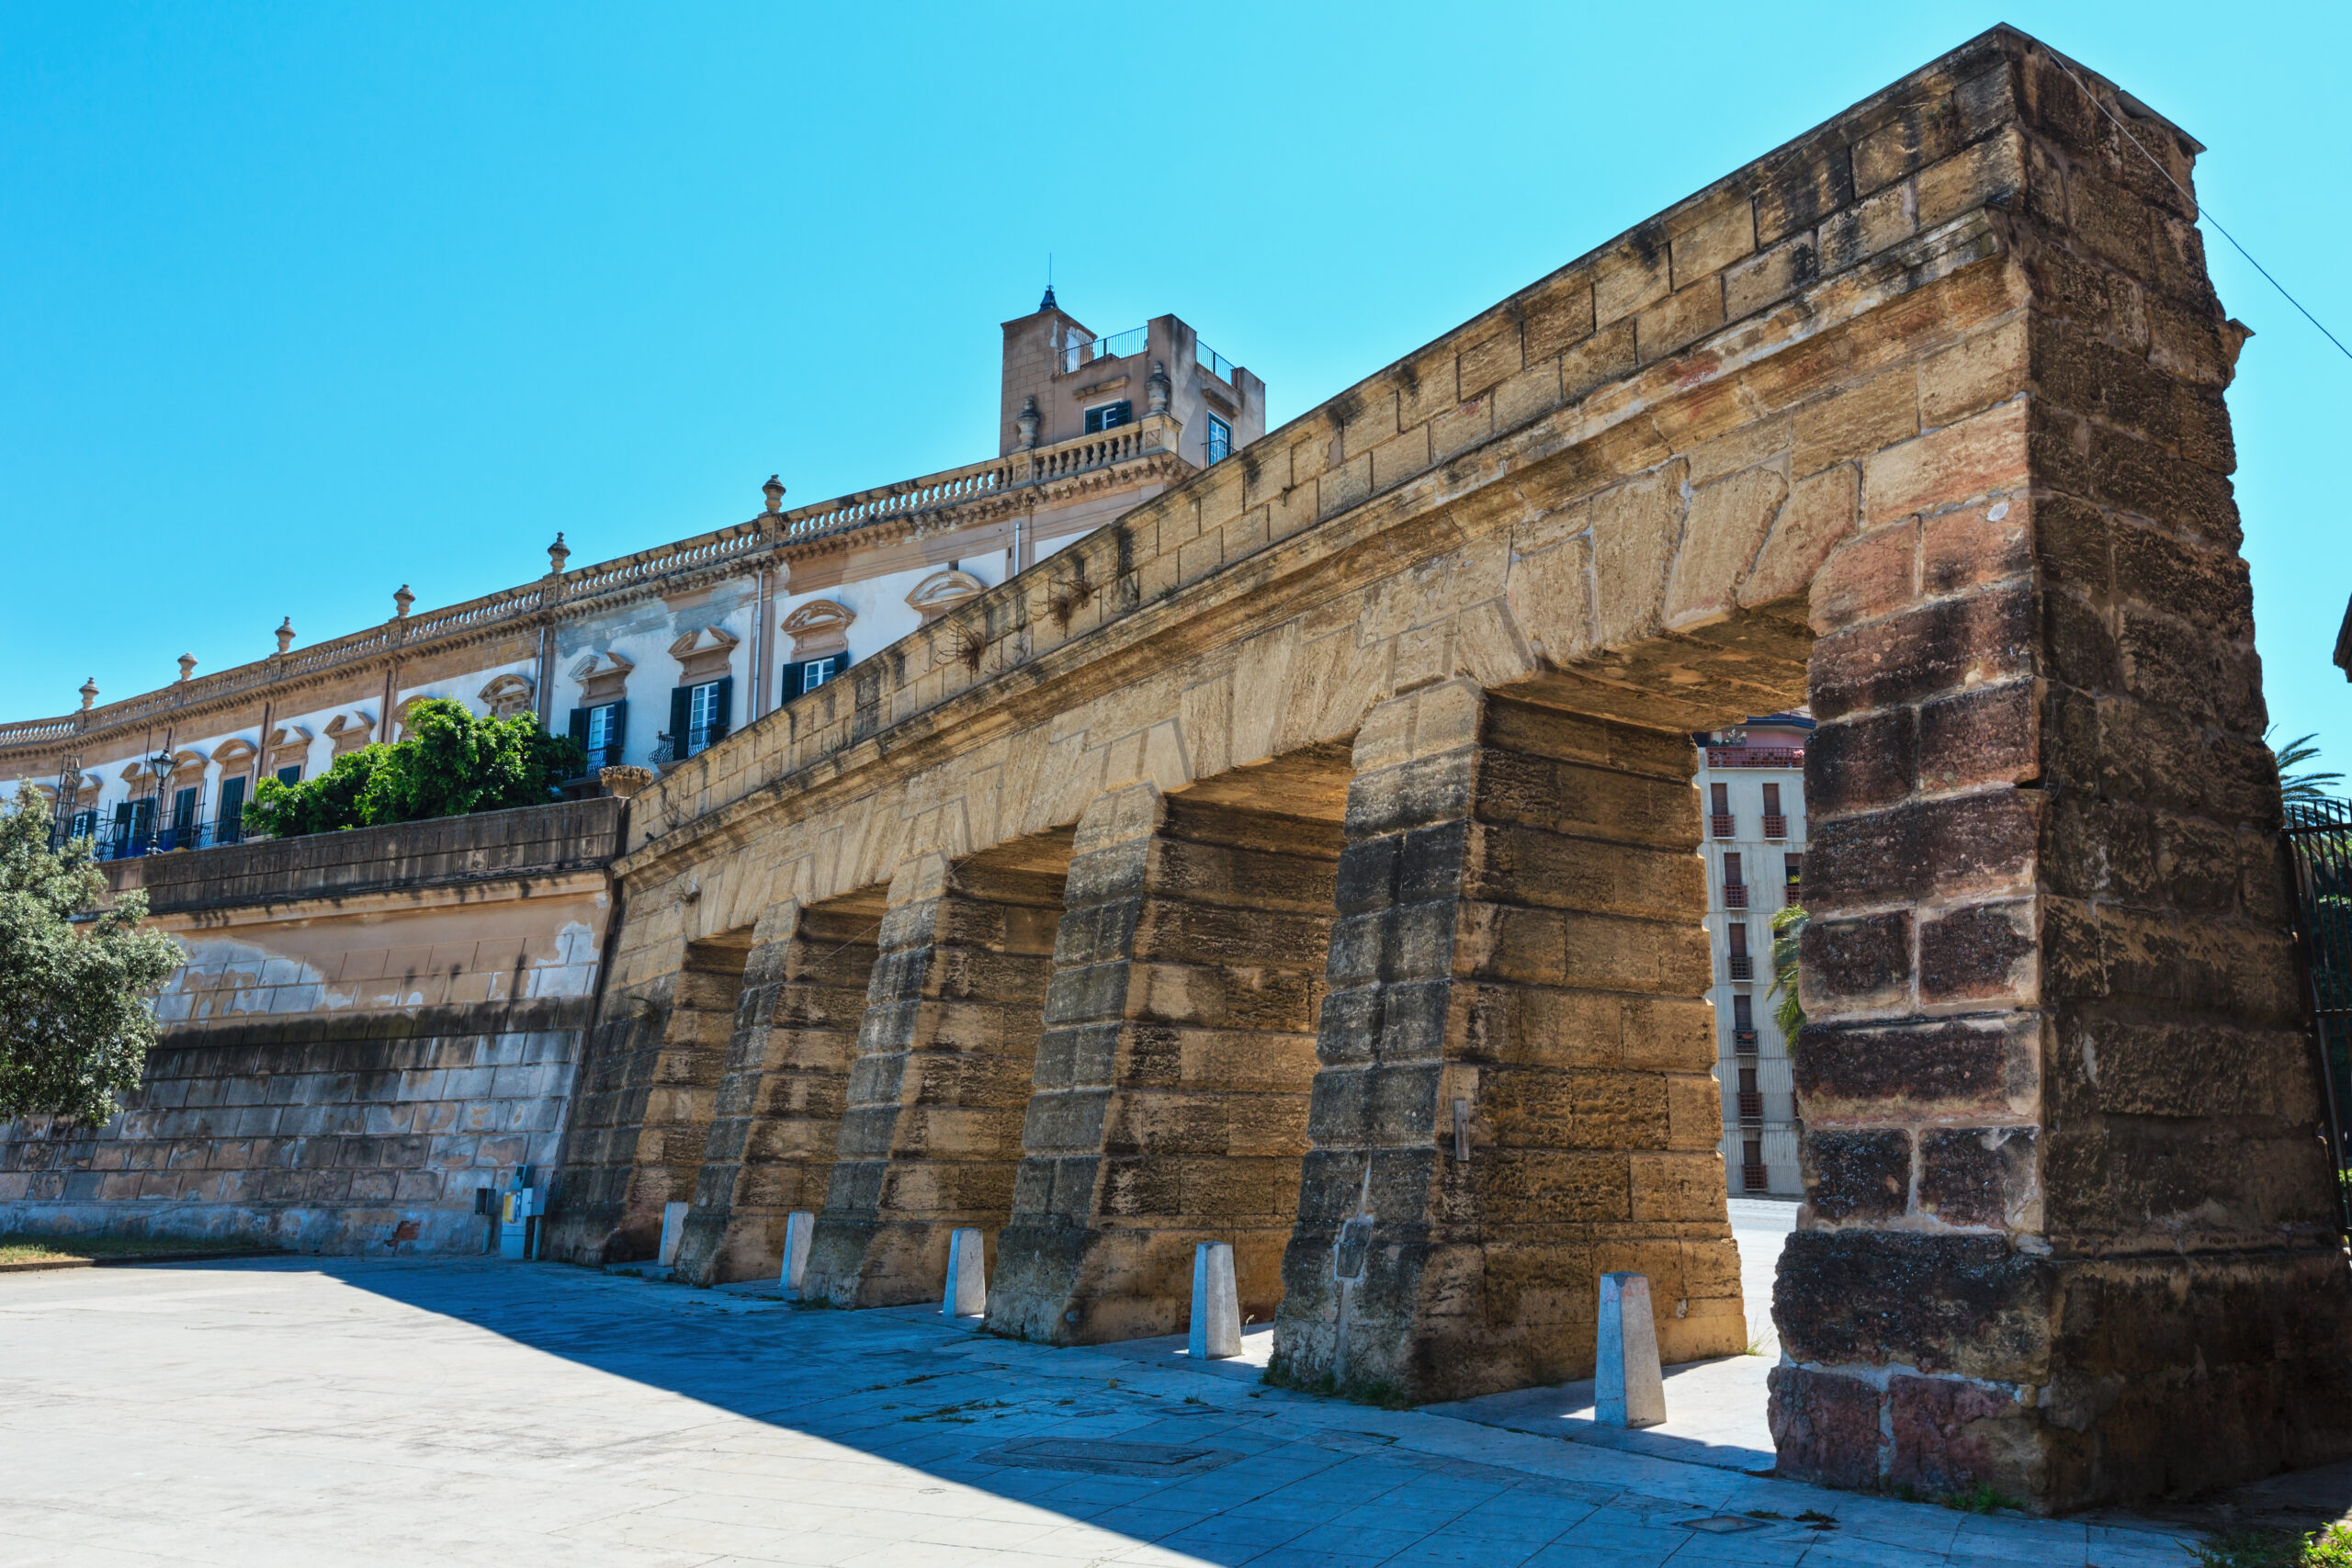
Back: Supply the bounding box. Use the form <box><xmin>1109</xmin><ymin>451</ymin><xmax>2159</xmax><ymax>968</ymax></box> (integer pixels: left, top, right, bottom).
<box><xmin>243</xmin><ymin>699</ymin><xmax>584</xmax><ymax>839</ymax></box>
<box><xmin>2194</xmin><ymin>1524</ymin><xmax>2352</xmax><ymax>1568</ymax></box>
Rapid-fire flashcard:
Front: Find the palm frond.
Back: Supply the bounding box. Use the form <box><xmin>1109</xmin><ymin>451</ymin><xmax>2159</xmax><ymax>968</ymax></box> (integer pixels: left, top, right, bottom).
<box><xmin>2269</xmin><ymin>728</ymin><xmax>2346</xmax><ymax>807</ymax></box>
<box><xmin>1768</xmin><ymin>904</ymin><xmax>1807</xmax><ymax>1043</ymax></box>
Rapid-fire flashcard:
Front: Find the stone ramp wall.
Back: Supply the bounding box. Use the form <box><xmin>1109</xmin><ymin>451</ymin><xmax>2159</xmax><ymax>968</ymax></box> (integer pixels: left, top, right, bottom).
<box><xmin>0</xmin><ymin>1002</ymin><xmax>586</xmax><ymax>1254</ymax></box>
<box><xmin>0</xmin><ymin>798</ymin><xmax>625</xmax><ymax>1254</ymax></box>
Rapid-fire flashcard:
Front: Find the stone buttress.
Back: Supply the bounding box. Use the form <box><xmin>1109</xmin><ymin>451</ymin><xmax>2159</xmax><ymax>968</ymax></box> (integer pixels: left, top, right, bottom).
<box><xmin>673</xmin><ymin>893</ymin><xmax>885</xmax><ymax>1285</ymax></box>
<box><xmin>988</xmin><ymin>770</ymin><xmax>1342</xmax><ymax>1343</ymax></box>
<box><xmin>799</xmin><ymin>846</ymin><xmax>1066</xmax><ymax>1307</ymax></box>
<box><xmin>1270</xmin><ymin>681</ymin><xmax>1743</xmax><ymax>1404</ymax></box>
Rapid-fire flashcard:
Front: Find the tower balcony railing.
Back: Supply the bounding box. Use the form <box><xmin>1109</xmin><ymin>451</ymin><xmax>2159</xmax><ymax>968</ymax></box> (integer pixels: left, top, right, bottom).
<box><xmin>1727</xmin><ymin>955</ymin><xmax>1753</xmax><ymax>981</ymax></box>
<box><xmin>1708</xmin><ymin>747</ymin><xmax>1805</xmax><ymax>769</ymax></box>
<box><xmin>1737</xmin><ymin>1091</ymin><xmax>1765</xmax><ymax>1122</ymax></box>
<box><xmin>1723</xmin><ymin>883</ymin><xmax>1748</xmax><ymax>909</ymax></box>
<box><xmin>1762</xmin><ymin>813</ymin><xmax>1788</xmax><ymax>839</ymax></box>
<box><xmin>1710</xmin><ymin>813</ymin><xmax>1735</xmax><ymax>838</ymax></box>
<box><xmin>1060</xmin><ymin>325</ymin><xmax>1150</xmax><ymax>374</ymax></box>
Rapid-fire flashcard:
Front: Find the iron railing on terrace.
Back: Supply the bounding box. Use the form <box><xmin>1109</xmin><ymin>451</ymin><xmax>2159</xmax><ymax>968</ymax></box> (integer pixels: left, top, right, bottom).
<box><xmin>55</xmin><ymin>804</ymin><xmax>257</xmax><ymax>862</ymax></box>
<box><xmin>0</xmin><ymin>417</ymin><xmax>1182</xmax><ymax>758</ymax></box>
<box><xmin>2285</xmin><ymin>795</ymin><xmax>2352</xmax><ymax>1239</ymax></box>
<box><xmin>1196</xmin><ymin>340</ymin><xmax>1237</xmax><ymax>383</ymax></box>
<box><xmin>1060</xmin><ymin>325</ymin><xmax>1149</xmax><ymax>375</ymax></box>
<box><xmin>1707</xmin><ymin>747</ymin><xmax>1805</xmax><ymax>769</ymax></box>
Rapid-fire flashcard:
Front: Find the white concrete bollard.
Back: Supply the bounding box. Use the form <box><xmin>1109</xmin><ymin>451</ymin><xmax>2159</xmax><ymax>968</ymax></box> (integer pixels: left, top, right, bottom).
<box><xmin>1189</xmin><ymin>1242</ymin><xmax>1242</xmax><ymax>1360</ymax></box>
<box><xmin>1595</xmin><ymin>1271</ymin><xmax>1667</xmax><ymax>1429</ymax></box>
<box><xmin>942</xmin><ymin>1227</ymin><xmax>987</xmax><ymax>1317</ymax></box>
<box><xmin>657</xmin><ymin>1201</ymin><xmax>689</xmax><ymax>1269</ymax></box>
<box><xmin>779</xmin><ymin>1211</ymin><xmax>815</xmax><ymax>1297</ymax></box>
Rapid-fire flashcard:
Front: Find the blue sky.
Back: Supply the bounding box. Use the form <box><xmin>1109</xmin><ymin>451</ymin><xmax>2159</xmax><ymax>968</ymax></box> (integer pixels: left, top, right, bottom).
<box><xmin>4</xmin><ymin>3</ymin><xmax>2346</xmax><ymax>764</ymax></box>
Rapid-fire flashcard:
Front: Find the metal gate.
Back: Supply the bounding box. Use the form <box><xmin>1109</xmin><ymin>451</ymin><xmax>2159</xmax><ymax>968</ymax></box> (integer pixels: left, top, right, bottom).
<box><xmin>2284</xmin><ymin>796</ymin><xmax>2352</xmax><ymax>1238</ymax></box>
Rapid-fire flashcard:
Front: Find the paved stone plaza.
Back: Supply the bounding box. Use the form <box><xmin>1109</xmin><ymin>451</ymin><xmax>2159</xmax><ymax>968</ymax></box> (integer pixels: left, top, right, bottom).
<box><xmin>0</xmin><ymin>1223</ymin><xmax>2203</xmax><ymax>1567</ymax></box>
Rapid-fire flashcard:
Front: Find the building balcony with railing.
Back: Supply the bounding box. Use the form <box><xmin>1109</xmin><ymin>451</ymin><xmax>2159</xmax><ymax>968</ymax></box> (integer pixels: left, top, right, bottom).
<box><xmin>1707</xmin><ymin>746</ymin><xmax>1805</xmax><ymax>769</ymax></box>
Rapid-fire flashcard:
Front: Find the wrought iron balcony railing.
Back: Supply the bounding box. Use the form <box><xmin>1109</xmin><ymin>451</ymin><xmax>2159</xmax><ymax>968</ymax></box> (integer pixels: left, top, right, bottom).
<box><xmin>55</xmin><ymin>806</ymin><xmax>256</xmax><ymax>862</ymax></box>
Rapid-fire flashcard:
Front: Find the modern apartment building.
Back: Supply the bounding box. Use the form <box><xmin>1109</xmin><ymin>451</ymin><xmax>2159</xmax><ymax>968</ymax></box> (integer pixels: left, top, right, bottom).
<box><xmin>0</xmin><ymin>293</ymin><xmax>1265</xmax><ymax>847</ymax></box>
<box><xmin>1695</xmin><ymin>712</ymin><xmax>1812</xmax><ymax>1198</ymax></box>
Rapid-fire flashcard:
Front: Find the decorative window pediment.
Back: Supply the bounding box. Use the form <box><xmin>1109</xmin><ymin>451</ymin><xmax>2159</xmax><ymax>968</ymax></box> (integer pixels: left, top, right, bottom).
<box><xmin>906</xmin><ymin>570</ymin><xmax>986</xmax><ymax>626</ymax></box>
<box><xmin>571</xmin><ymin>651</ymin><xmax>635</xmax><ymax>706</ymax></box>
<box><xmin>479</xmin><ymin>673</ymin><xmax>536</xmax><ymax>718</ymax></box>
<box><xmin>166</xmin><ymin>748</ymin><xmax>210</xmax><ymax>784</ymax></box>
<box><xmin>324</xmin><ymin>713</ymin><xmax>376</xmax><ymax>755</ymax></box>
<box><xmin>264</xmin><ymin>726</ymin><xmax>312</xmax><ymax>766</ymax></box>
<box><xmin>780</xmin><ymin>598</ymin><xmax>855</xmax><ymax>659</ymax></box>
<box><xmin>211</xmin><ymin>738</ymin><xmax>259</xmax><ymax>770</ymax></box>
<box><xmin>668</xmin><ymin>626</ymin><xmax>741</xmax><ymax>685</ymax></box>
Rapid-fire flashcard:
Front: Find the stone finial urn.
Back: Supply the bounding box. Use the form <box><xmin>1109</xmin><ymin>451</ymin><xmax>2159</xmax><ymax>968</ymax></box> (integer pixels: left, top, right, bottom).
<box><xmin>763</xmin><ymin>475</ymin><xmax>786</xmax><ymax>514</ymax></box>
<box><xmin>599</xmin><ymin>765</ymin><xmax>655</xmax><ymax>800</ymax></box>
<box><xmin>78</xmin><ymin>677</ymin><xmax>98</xmax><ymax>712</ymax></box>
<box><xmin>1147</xmin><ymin>360</ymin><xmax>1172</xmax><ymax>415</ymax></box>
<box><xmin>176</xmin><ymin>653</ymin><xmax>198</xmax><ymax>683</ymax></box>
<box><xmin>275</xmin><ymin>617</ymin><xmax>296</xmax><ymax>654</ymax></box>
<box><xmin>1017</xmin><ymin>395</ymin><xmax>1041</xmax><ymax>450</ymax></box>
<box><xmin>392</xmin><ymin>584</ymin><xmax>414</xmax><ymax>618</ymax></box>
<box><xmin>548</xmin><ymin>533</ymin><xmax>571</xmax><ymax>575</ymax></box>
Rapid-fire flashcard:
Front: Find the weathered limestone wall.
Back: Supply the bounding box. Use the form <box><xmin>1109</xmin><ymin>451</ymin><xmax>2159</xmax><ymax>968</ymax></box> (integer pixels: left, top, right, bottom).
<box><xmin>0</xmin><ymin>799</ymin><xmax>623</xmax><ymax>1253</ymax></box>
<box><xmin>547</xmin><ymin>28</ymin><xmax>2352</xmax><ymax>1509</ymax></box>
<box><xmin>988</xmin><ymin>762</ymin><xmax>1345</xmax><ymax>1344</ymax></box>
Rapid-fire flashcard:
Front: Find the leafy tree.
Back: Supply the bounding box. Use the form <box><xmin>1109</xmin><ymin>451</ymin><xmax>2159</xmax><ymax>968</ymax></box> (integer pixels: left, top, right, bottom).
<box><xmin>243</xmin><ymin>699</ymin><xmax>584</xmax><ymax>838</ymax></box>
<box><xmin>243</xmin><ymin>746</ymin><xmax>384</xmax><ymax>838</ymax></box>
<box><xmin>0</xmin><ymin>785</ymin><xmax>184</xmax><ymax>1124</ymax></box>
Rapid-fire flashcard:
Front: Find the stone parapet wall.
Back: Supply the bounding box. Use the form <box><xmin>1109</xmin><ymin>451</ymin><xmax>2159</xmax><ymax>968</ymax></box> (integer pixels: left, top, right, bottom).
<box><xmin>106</xmin><ymin>796</ymin><xmax>626</xmax><ymax>915</ymax></box>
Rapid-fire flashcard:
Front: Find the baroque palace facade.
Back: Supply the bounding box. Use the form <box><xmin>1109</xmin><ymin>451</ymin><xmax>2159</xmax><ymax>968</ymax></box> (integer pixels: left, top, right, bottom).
<box><xmin>4</xmin><ymin>28</ymin><xmax>2346</xmax><ymax>1510</ymax></box>
<box><xmin>0</xmin><ymin>299</ymin><xmax>1263</xmax><ymax>840</ymax></box>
